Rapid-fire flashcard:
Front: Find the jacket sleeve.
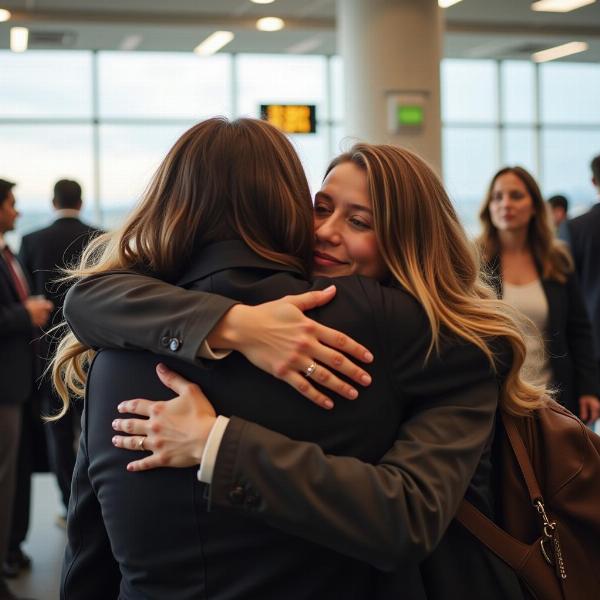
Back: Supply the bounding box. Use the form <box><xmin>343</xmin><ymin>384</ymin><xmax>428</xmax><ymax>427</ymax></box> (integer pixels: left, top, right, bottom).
<box><xmin>564</xmin><ymin>271</ymin><xmax>600</xmax><ymax>397</ymax></box>
<box><xmin>61</xmin><ymin>416</ymin><xmax>120</xmax><ymax>599</ymax></box>
<box><xmin>209</xmin><ymin>282</ymin><xmax>499</xmax><ymax>572</ymax></box>
<box><xmin>63</xmin><ymin>271</ymin><xmax>239</xmax><ymax>365</ymax></box>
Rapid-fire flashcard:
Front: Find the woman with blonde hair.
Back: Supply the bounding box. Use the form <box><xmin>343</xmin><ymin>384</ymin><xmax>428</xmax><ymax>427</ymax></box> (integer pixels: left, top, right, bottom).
<box><xmin>478</xmin><ymin>166</ymin><xmax>600</xmax><ymax>421</ymax></box>
<box><xmin>56</xmin><ymin>124</ymin><xmax>541</xmax><ymax>599</ymax></box>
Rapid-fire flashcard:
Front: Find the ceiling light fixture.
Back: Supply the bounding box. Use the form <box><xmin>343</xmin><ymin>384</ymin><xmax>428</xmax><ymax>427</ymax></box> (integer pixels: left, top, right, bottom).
<box><xmin>10</xmin><ymin>27</ymin><xmax>28</xmax><ymax>52</ymax></box>
<box><xmin>531</xmin><ymin>0</ymin><xmax>596</xmax><ymax>12</ymax></box>
<box><xmin>438</xmin><ymin>0</ymin><xmax>463</xmax><ymax>7</ymax></box>
<box><xmin>194</xmin><ymin>31</ymin><xmax>235</xmax><ymax>56</ymax></box>
<box><xmin>251</xmin><ymin>0</ymin><xmax>276</xmax><ymax>4</ymax></box>
<box><xmin>0</xmin><ymin>8</ymin><xmax>11</xmax><ymax>21</ymax></box>
<box><xmin>532</xmin><ymin>41</ymin><xmax>589</xmax><ymax>62</ymax></box>
<box><xmin>256</xmin><ymin>17</ymin><xmax>285</xmax><ymax>31</ymax></box>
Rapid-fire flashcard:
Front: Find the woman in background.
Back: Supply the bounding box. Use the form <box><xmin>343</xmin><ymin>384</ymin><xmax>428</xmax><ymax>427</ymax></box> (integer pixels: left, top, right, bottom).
<box><xmin>478</xmin><ymin>166</ymin><xmax>600</xmax><ymax>421</ymax></box>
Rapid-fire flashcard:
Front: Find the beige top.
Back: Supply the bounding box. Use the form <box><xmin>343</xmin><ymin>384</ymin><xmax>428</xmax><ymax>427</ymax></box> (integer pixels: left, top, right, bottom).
<box><xmin>503</xmin><ymin>278</ymin><xmax>552</xmax><ymax>387</ymax></box>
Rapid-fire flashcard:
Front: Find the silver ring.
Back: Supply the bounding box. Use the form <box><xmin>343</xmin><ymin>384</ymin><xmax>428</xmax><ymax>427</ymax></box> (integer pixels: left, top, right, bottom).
<box><xmin>138</xmin><ymin>437</ymin><xmax>145</xmax><ymax>450</ymax></box>
<box><xmin>304</xmin><ymin>362</ymin><xmax>317</xmax><ymax>378</ymax></box>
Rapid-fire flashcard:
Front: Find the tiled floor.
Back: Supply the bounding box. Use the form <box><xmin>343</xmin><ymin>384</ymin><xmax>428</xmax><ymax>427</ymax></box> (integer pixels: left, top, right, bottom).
<box><xmin>7</xmin><ymin>474</ymin><xmax>65</xmax><ymax>600</ymax></box>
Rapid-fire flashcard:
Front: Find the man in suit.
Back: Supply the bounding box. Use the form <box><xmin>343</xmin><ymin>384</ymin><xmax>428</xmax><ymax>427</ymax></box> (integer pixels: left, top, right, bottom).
<box><xmin>17</xmin><ymin>179</ymin><xmax>99</xmax><ymax>530</ymax></box>
<box><xmin>0</xmin><ymin>179</ymin><xmax>52</xmax><ymax>600</ymax></box>
<box><xmin>568</xmin><ymin>155</ymin><xmax>600</xmax><ymax>376</ymax></box>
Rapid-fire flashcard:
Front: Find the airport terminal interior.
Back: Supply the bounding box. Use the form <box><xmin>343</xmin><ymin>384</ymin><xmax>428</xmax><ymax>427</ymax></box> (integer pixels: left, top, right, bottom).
<box><xmin>1</xmin><ymin>1</ymin><xmax>600</xmax><ymax>598</ymax></box>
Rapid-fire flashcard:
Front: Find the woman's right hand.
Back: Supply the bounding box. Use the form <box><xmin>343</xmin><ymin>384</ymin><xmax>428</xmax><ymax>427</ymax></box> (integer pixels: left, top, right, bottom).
<box><xmin>207</xmin><ymin>285</ymin><xmax>374</xmax><ymax>409</ymax></box>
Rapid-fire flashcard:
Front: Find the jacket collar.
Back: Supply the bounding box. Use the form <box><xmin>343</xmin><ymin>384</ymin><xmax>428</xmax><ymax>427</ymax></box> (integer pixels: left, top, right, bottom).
<box><xmin>177</xmin><ymin>239</ymin><xmax>305</xmax><ymax>287</ymax></box>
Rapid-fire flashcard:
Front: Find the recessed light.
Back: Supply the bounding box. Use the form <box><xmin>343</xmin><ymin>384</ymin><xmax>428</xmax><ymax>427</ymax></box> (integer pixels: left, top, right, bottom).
<box><xmin>0</xmin><ymin>8</ymin><xmax>11</xmax><ymax>22</ymax></box>
<box><xmin>438</xmin><ymin>0</ymin><xmax>463</xmax><ymax>7</ymax></box>
<box><xmin>532</xmin><ymin>41</ymin><xmax>589</xmax><ymax>62</ymax></box>
<box><xmin>10</xmin><ymin>27</ymin><xmax>28</xmax><ymax>52</ymax></box>
<box><xmin>256</xmin><ymin>17</ymin><xmax>285</xmax><ymax>32</ymax></box>
<box><xmin>531</xmin><ymin>0</ymin><xmax>596</xmax><ymax>12</ymax></box>
<box><xmin>251</xmin><ymin>0</ymin><xmax>276</xmax><ymax>4</ymax></box>
<box><xmin>194</xmin><ymin>31</ymin><xmax>235</xmax><ymax>56</ymax></box>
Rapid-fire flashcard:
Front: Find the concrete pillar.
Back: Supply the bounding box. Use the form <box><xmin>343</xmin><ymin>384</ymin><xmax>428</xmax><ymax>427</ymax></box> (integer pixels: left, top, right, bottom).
<box><xmin>337</xmin><ymin>0</ymin><xmax>443</xmax><ymax>174</ymax></box>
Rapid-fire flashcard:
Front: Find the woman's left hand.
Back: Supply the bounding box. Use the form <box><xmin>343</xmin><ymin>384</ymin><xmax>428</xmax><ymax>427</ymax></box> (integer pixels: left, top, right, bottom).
<box><xmin>111</xmin><ymin>363</ymin><xmax>217</xmax><ymax>472</ymax></box>
<box><xmin>578</xmin><ymin>394</ymin><xmax>600</xmax><ymax>423</ymax></box>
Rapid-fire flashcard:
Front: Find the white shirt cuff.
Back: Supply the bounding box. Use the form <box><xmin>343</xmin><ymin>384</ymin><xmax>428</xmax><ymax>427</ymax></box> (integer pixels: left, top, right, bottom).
<box><xmin>198</xmin><ymin>339</ymin><xmax>231</xmax><ymax>360</ymax></box>
<box><xmin>197</xmin><ymin>415</ymin><xmax>230</xmax><ymax>484</ymax></box>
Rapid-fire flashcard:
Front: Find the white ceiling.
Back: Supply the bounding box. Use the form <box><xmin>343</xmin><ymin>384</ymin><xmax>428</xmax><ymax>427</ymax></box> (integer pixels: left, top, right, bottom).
<box><xmin>0</xmin><ymin>0</ymin><xmax>599</xmax><ymax>61</ymax></box>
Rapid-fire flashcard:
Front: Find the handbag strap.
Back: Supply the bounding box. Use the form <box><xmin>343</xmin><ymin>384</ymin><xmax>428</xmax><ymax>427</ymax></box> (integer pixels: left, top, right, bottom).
<box><xmin>501</xmin><ymin>411</ymin><xmax>543</xmax><ymax>504</ymax></box>
<box><xmin>455</xmin><ymin>500</ymin><xmax>533</xmax><ymax>570</ymax></box>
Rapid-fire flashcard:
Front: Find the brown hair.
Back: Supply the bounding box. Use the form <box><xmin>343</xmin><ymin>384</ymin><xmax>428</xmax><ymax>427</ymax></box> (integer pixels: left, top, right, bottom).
<box><xmin>51</xmin><ymin>117</ymin><xmax>314</xmax><ymax>416</ymax></box>
<box><xmin>326</xmin><ymin>145</ymin><xmax>546</xmax><ymax>415</ymax></box>
<box><xmin>478</xmin><ymin>166</ymin><xmax>573</xmax><ymax>283</ymax></box>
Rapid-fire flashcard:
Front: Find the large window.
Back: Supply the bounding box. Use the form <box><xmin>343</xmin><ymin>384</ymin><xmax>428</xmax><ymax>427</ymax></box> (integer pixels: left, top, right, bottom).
<box><xmin>1</xmin><ymin>51</ymin><xmax>599</xmax><ymax>246</ymax></box>
<box><xmin>0</xmin><ymin>50</ymin><xmax>343</xmax><ymax>247</ymax></box>
<box><xmin>442</xmin><ymin>59</ymin><xmax>600</xmax><ymax>235</ymax></box>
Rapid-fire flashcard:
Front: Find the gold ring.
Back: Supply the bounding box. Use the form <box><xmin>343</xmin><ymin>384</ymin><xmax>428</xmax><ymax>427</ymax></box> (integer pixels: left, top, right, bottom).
<box><xmin>138</xmin><ymin>437</ymin><xmax>145</xmax><ymax>450</ymax></box>
<box><xmin>304</xmin><ymin>362</ymin><xmax>317</xmax><ymax>378</ymax></box>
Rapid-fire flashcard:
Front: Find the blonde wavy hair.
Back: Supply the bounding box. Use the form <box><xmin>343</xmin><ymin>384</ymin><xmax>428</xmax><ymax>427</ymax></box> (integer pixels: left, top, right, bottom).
<box><xmin>478</xmin><ymin>166</ymin><xmax>573</xmax><ymax>283</ymax></box>
<box><xmin>327</xmin><ymin>145</ymin><xmax>547</xmax><ymax>415</ymax></box>
<box><xmin>51</xmin><ymin>117</ymin><xmax>314</xmax><ymax>418</ymax></box>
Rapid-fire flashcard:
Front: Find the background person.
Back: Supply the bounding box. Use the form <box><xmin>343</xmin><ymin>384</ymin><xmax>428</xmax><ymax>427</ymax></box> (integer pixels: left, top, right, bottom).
<box><xmin>478</xmin><ymin>166</ymin><xmax>600</xmax><ymax>422</ymax></box>
<box><xmin>547</xmin><ymin>194</ymin><xmax>569</xmax><ymax>241</ymax></box>
<box><xmin>567</xmin><ymin>155</ymin><xmax>600</xmax><ymax>383</ymax></box>
<box><xmin>0</xmin><ymin>179</ymin><xmax>52</xmax><ymax>600</ymax></box>
<box><xmin>18</xmin><ymin>178</ymin><xmax>100</xmax><ymax>526</ymax></box>
<box><xmin>57</xmin><ymin>134</ymin><xmax>544</xmax><ymax>599</ymax></box>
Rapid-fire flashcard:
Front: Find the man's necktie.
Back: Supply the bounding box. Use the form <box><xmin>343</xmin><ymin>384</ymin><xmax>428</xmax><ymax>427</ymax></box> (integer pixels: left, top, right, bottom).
<box><xmin>2</xmin><ymin>246</ymin><xmax>29</xmax><ymax>302</ymax></box>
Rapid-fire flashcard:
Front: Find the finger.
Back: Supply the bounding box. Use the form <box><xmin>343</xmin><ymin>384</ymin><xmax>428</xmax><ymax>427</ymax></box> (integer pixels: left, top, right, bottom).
<box><xmin>112</xmin><ymin>434</ymin><xmax>150</xmax><ymax>452</ymax></box>
<box><xmin>311</xmin><ymin>343</ymin><xmax>372</xmax><ymax>388</ymax></box>
<box><xmin>282</xmin><ymin>286</ymin><xmax>336</xmax><ymax>312</ymax></box>
<box><xmin>302</xmin><ymin>361</ymin><xmax>359</xmax><ymax>400</ymax></box>
<box><xmin>112</xmin><ymin>418</ymin><xmax>149</xmax><ymax>436</ymax></box>
<box><xmin>126</xmin><ymin>456</ymin><xmax>163</xmax><ymax>472</ymax></box>
<box><xmin>315</xmin><ymin>323</ymin><xmax>374</xmax><ymax>364</ymax></box>
<box><xmin>285</xmin><ymin>371</ymin><xmax>334</xmax><ymax>410</ymax></box>
<box><xmin>156</xmin><ymin>363</ymin><xmax>199</xmax><ymax>396</ymax></box>
<box><xmin>117</xmin><ymin>398</ymin><xmax>155</xmax><ymax>417</ymax></box>
<box><xmin>591</xmin><ymin>401</ymin><xmax>600</xmax><ymax>422</ymax></box>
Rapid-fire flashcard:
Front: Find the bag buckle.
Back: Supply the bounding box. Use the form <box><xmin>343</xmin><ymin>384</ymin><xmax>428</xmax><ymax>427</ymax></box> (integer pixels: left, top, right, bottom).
<box><xmin>535</xmin><ymin>500</ymin><xmax>567</xmax><ymax>580</ymax></box>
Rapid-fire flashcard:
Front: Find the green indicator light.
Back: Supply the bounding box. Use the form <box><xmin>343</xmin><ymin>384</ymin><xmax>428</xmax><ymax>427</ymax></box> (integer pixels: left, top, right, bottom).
<box><xmin>397</xmin><ymin>105</ymin><xmax>424</xmax><ymax>126</ymax></box>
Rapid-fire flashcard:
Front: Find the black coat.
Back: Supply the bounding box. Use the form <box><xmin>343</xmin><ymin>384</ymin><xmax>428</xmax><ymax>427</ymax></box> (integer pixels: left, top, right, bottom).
<box><xmin>18</xmin><ymin>216</ymin><xmax>100</xmax><ymax>381</ymax></box>
<box><xmin>62</xmin><ymin>240</ymin><xmax>520</xmax><ymax>600</ymax></box>
<box><xmin>567</xmin><ymin>203</ymin><xmax>600</xmax><ymax>360</ymax></box>
<box><xmin>0</xmin><ymin>250</ymin><xmax>34</xmax><ymax>405</ymax></box>
<box><xmin>486</xmin><ymin>256</ymin><xmax>599</xmax><ymax>414</ymax></box>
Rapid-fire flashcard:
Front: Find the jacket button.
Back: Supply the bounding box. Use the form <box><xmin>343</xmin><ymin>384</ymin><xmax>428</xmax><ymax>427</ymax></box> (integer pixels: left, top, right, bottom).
<box><xmin>160</xmin><ymin>336</ymin><xmax>170</xmax><ymax>347</ymax></box>
<box><xmin>228</xmin><ymin>485</ymin><xmax>245</xmax><ymax>505</ymax></box>
<box><xmin>169</xmin><ymin>338</ymin><xmax>181</xmax><ymax>352</ymax></box>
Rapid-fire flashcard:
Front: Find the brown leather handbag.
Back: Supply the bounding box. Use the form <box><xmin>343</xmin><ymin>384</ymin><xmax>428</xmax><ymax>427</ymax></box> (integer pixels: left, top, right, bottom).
<box><xmin>456</xmin><ymin>401</ymin><xmax>600</xmax><ymax>600</ymax></box>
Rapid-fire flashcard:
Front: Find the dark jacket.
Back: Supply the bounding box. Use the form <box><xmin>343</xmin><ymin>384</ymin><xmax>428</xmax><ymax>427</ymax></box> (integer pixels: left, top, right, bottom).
<box><xmin>18</xmin><ymin>216</ymin><xmax>100</xmax><ymax>385</ymax></box>
<box><xmin>567</xmin><ymin>203</ymin><xmax>600</xmax><ymax>359</ymax></box>
<box><xmin>0</xmin><ymin>248</ymin><xmax>34</xmax><ymax>405</ymax></box>
<box><xmin>62</xmin><ymin>240</ymin><xmax>520</xmax><ymax>600</ymax></box>
<box><xmin>486</xmin><ymin>256</ymin><xmax>599</xmax><ymax>413</ymax></box>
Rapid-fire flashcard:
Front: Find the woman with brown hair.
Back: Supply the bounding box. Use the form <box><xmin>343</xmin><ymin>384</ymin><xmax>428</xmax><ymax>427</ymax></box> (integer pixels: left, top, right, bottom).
<box><xmin>478</xmin><ymin>166</ymin><xmax>600</xmax><ymax>421</ymax></box>
<box><xmin>55</xmin><ymin>123</ymin><xmax>542</xmax><ymax>599</ymax></box>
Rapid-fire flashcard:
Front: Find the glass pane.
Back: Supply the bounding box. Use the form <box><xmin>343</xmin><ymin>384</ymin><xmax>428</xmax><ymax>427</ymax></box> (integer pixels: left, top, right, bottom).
<box><xmin>290</xmin><ymin>131</ymin><xmax>330</xmax><ymax>196</ymax></box>
<box><xmin>540</xmin><ymin>62</ymin><xmax>600</xmax><ymax>125</ymax></box>
<box><xmin>237</xmin><ymin>54</ymin><xmax>328</xmax><ymax>122</ymax></box>
<box><xmin>501</xmin><ymin>61</ymin><xmax>535</xmax><ymax>124</ymax></box>
<box><xmin>441</xmin><ymin>59</ymin><xmax>498</xmax><ymax>123</ymax></box>
<box><xmin>0</xmin><ymin>50</ymin><xmax>92</xmax><ymax>118</ymax></box>
<box><xmin>0</xmin><ymin>125</ymin><xmax>95</xmax><ymax>248</ymax></box>
<box><xmin>501</xmin><ymin>127</ymin><xmax>537</xmax><ymax>175</ymax></box>
<box><xmin>541</xmin><ymin>129</ymin><xmax>600</xmax><ymax>216</ymax></box>
<box><xmin>442</xmin><ymin>127</ymin><xmax>499</xmax><ymax>235</ymax></box>
<box><xmin>98</xmin><ymin>124</ymin><xmax>193</xmax><ymax>228</ymax></box>
<box><xmin>98</xmin><ymin>52</ymin><xmax>231</xmax><ymax>119</ymax></box>
<box><xmin>330</xmin><ymin>55</ymin><xmax>344</xmax><ymax>122</ymax></box>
